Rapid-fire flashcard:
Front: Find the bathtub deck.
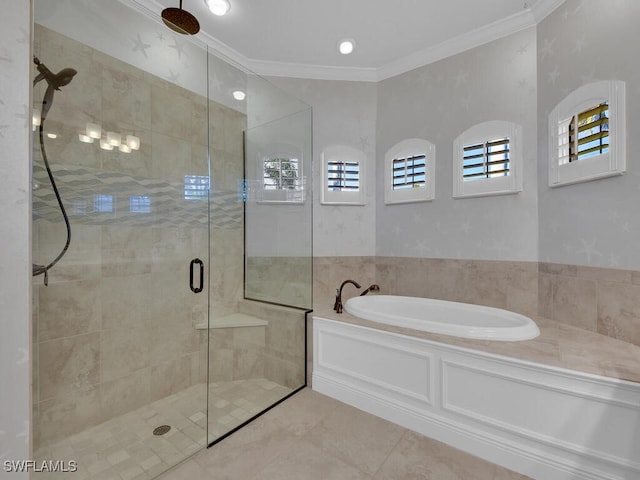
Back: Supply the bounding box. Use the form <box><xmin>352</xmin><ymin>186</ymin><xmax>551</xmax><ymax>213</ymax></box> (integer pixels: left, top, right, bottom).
<box><xmin>312</xmin><ymin>306</ymin><xmax>640</xmax><ymax>385</ymax></box>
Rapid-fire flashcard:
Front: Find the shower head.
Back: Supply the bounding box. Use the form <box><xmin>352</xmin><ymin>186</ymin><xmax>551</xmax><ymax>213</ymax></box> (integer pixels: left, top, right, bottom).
<box><xmin>162</xmin><ymin>0</ymin><xmax>200</xmax><ymax>35</ymax></box>
<box><xmin>33</xmin><ymin>56</ymin><xmax>77</xmax><ymax>121</ymax></box>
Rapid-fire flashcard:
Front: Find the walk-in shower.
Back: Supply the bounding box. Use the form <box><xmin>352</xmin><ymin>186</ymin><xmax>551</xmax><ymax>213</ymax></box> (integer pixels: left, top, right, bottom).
<box><xmin>31</xmin><ymin>1</ymin><xmax>311</xmax><ymax>478</ymax></box>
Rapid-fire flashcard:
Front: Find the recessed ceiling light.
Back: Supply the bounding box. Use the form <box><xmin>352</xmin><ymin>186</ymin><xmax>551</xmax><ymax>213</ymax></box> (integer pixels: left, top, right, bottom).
<box><xmin>338</xmin><ymin>39</ymin><xmax>355</xmax><ymax>55</ymax></box>
<box><xmin>233</xmin><ymin>90</ymin><xmax>246</xmax><ymax>101</ymax></box>
<box><xmin>205</xmin><ymin>0</ymin><xmax>231</xmax><ymax>16</ymax></box>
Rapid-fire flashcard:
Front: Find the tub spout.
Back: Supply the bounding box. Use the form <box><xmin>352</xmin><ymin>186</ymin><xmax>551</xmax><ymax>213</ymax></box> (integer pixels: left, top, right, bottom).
<box><xmin>359</xmin><ymin>284</ymin><xmax>380</xmax><ymax>296</ymax></box>
<box><xmin>333</xmin><ymin>279</ymin><xmax>361</xmax><ymax>314</ymax></box>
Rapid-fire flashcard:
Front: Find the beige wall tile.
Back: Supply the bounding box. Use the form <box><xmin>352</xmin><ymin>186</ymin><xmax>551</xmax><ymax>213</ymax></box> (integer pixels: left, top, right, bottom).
<box><xmin>100</xmin><ymin>369</ymin><xmax>151</xmax><ymax>420</ymax></box>
<box><xmin>542</xmin><ymin>273</ymin><xmax>598</xmax><ymax>331</ymax></box>
<box><xmin>150</xmin><ymin>356</ymin><xmax>192</xmax><ymax>401</ymax></box>
<box><xmin>39</xmin><ymin>333</ymin><xmax>100</xmax><ymax>401</ymax></box>
<box><xmin>598</xmin><ymin>282</ymin><xmax>640</xmax><ymax>347</ymax></box>
<box><xmin>577</xmin><ymin>265</ymin><xmax>632</xmax><ymax>284</ymax></box>
<box><xmin>101</xmin><ymin>274</ymin><xmax>151</xmax><ymax>330</ymax></box>
<box><xmin>539</xmin><ymin>262</ymin><xmax>577</xmax><ymax>276</ymax></box>
<box><xmin>38</xmin><ymin>386</ymin><xmax>103</xmax><ymax>446</ymax></box>
<box><xmin>38</xmin><ymin>279</ymin><xmax>101</xmax><ymax>341</ymax></box>
<box><xmin>101</xmin><ymin>327</ymin><xmax>150</xmax><ymax>383</ymax></box>
<box><xmin>234</xmin><ymin>348</ymin><xmax>266</xmax><ymax>379</ymax></box>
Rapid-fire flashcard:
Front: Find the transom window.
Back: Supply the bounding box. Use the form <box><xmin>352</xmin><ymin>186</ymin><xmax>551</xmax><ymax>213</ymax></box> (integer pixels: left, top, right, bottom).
<box><xmin>463</xmin><ymin>138</ymin><xmax>510</xmax><ymax>181</ymax></box>
<box><xmin>393</xmin><ymin>154</ymin><xmax>426</xmax><ymax>190</ymax></box>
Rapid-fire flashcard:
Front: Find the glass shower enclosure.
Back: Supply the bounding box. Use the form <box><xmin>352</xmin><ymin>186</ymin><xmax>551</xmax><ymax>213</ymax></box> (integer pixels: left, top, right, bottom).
<box><xmin>31</xmin><ymin>1</ymin><xmax>311</xmax><ymax>478</ymax></box>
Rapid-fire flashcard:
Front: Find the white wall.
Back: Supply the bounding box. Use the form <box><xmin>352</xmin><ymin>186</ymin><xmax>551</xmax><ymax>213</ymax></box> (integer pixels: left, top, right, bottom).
<box><xmin>0</xmin><ymin>1</ymin><xmax>32</xmax><ymax>477</ymax></box>
<box><xmin>376</xmin><ymin>28</ymin><xmax>539</xmax><ymax>261</ymax></box>
<box><xmin>537</xmin><ymin>0</ymin><xmax>640</xmax><ymax>269</ymax></box>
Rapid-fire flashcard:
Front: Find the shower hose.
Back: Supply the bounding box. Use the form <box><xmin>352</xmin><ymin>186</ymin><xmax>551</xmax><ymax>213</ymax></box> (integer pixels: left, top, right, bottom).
<box><xmin>32</xmin><ymin>106</ymin><xmax>71</xmax><ymax>286</ymax></box>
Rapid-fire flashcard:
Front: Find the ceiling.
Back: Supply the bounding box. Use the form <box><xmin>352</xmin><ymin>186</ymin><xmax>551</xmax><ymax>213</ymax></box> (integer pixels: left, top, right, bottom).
<box><xmin>145</xmin><ymin>0</ymin><xmax>563</xmax><ymax>81</ymax></box>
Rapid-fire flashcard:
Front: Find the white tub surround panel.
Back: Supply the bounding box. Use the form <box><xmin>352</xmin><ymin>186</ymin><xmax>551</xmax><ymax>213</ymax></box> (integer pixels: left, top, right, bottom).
<box><xmin>313</xmin><ymin>318</ymin><xmax>640</xmax><ymax>480</ymax></box>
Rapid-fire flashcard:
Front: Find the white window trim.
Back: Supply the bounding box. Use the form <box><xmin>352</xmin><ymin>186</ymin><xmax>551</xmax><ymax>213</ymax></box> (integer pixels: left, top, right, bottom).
<box><xmin>453</xmin><ymin>120</ymin><xmax>523</xmax><ymax>199</ymax></box>
<box><xmin>384</xmin><ymin>138</ymin><xmax>435</xmax><ymax>205</ymax></box>
<box><xmin>548</xmin><ymin>80</ymin><xmax>626</xmax><ymax>187</ymax></box>
<box><xmin>321</xmin><ymin>145</ymin><xmax>366</xmax><ymax>205</ymax></box>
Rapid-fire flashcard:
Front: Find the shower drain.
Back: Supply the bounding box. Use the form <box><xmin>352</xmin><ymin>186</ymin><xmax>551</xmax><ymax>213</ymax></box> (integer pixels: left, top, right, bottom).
<box><xmin>153</xmin><ymin>425</ymin><xmax>171</xmax><ymax>436</ymax></box>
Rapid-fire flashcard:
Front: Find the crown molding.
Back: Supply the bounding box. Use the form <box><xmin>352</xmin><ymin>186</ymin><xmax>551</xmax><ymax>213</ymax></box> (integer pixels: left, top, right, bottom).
<box><xmin>246</xmin><ymin>59</ymin><xmax>378</xmax><ymax>82</ymax></box>
<box><xmin>529</xmin><ymin>0</ymin><xmax>566</xmax><ymax>23</ymax></box>
<box><xmin>127</xmin><ymin>0</ymin><xmax>567</xmax><ymax>83</ymax></box>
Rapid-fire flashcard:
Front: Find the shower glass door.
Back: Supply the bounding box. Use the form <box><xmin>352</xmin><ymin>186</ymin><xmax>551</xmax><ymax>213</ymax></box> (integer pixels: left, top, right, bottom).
<box><xmin>32</xmin><ymin>1</ymin><xmax>211</xmax><ymax>478</ymax></box>
<box><xmin>206</xmin><ymin>56</ymin><xmax>312</xmax><ymax>445</ymax></box>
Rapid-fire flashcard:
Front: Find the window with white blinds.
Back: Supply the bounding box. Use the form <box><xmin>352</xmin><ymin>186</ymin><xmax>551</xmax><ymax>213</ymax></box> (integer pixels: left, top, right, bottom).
<box><xmin>263</xmin><ymin>157</ymin><xmax>301</xmax><ymax>190</ymax></box>
<box><xmin>385</xmin><ymin>139</ymin><xmax>435</xmax><ymax>204</ymax></box>
<box><xmin>321</xmin><ymin>145</ymin><xmax>366</xmax><ymax>205</ymax></box>
<box><xmin>392</xmin><ymin>155</ymin><xmax>426</xmax><ymax>190</ymax></box>
<box><xmin>558</xmin><ymin>103</ymin><xmax>610</xmax><ymax>167</ymax></box>
<box><xmin>327</xmin><ymin>160</ymin><xmax>360</xmax><ymax>192</ymax></box>
<box><xmin>549</xmin><ymin>81</ymin><xmax>625</xmax><ymax>187</ymax></box>
<box><xmin>453</xmin><ymin>121</ymin><xmax>522</xmax><ymax>198</ymax></box>
<box><xmin>463</xmin><ymin>138</ymin><xmax>510</xmax><ymax>181</ymax></box>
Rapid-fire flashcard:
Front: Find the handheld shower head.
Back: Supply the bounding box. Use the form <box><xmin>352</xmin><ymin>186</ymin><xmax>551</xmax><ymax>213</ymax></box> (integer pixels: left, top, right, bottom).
<box><xmin>33</xmin><ymin>56</ymin><xmax>77</xmax><ymax>121</ymax></box>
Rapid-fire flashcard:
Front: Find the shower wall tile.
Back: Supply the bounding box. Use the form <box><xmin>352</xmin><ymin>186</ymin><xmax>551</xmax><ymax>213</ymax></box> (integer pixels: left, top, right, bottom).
<box><xmin>101</xmin><ymin>59</ymin><xmax>151</xmax><ymax>131</ymax></box>
<box><xmin>100</xmin><ymin>327</ymin><xmax>150</xmax><ymax>383</ymax></box>
<box><xmin>151</xmin><ymin>83</ymin><xmax>193</xmax><ymax>141</ymax></box>
<box><xmin>234</xmin><ymin>348</ymin><xmax>266</xmax><ymax>380</ymax></box>
<box><xmin>100</xmin><ymin>274</ymin><xmax>151</xmax><ymax>330</ymax></box>
<box><xmin>237</xmin><ymin>300</ymin><xmax>306</xmax><ymax>389</ymax></box>
<box><xmin>100</xmin><ymin>369</ymin><xmax>151</xmax><ymax>420</ymax></box>
<box><xmin>38</xmin><ymin>279</ymin><xmax>101</xmax><ymax>341</ymax></box>
<box><xmin>209</xmin><ymin>347</ymin><xmax>234</xmax><ymax>383</ymax></box>
<box><xmin>150</xmin><ymin>132</ymin><xmax>192</xmax><ymax>184</ymax></box>
<box><xmin>38</xmin><ymin>332</ymin><xmax>100</xmax><ymax>401</ymax></box>
<box><xmin>38</xmin><ymin>385</ymin><xmax>103</xmax><ymax>446</ymax></box>
<box><xmin>149</xmin><ymin>325</ymin><xmax>199</xmax><ymax>367</ymax></box>
<box><xmin>189</xmin><ymin>95</ymin><xmax>208</xmax><ymax>147</ymax></box>
<box><xmin>150</xmin><ymin>356</ymin><xmax>192</xmax><ymax>401</ymax></box>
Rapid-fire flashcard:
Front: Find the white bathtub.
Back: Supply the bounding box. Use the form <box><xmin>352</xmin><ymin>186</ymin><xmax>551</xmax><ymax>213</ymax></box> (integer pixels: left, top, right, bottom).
<box><xmin>345</xmin><ymin>295</ymin><xmax>539</xmax><ymax>341</ymax></box>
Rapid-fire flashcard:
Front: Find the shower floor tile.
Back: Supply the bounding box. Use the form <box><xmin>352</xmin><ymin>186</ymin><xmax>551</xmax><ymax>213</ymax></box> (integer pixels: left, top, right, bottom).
<box><xmin>33</xmin><ymin>378</ymin><xmax>293</xmax><ymax>480</ymax></box>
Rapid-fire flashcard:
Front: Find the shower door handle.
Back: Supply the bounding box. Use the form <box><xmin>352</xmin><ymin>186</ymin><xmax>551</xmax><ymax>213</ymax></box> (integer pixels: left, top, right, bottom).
<box><xmin>189</xmin><ymin>258</ymin><xmax>204</xmax><ymax>293</ymax></box>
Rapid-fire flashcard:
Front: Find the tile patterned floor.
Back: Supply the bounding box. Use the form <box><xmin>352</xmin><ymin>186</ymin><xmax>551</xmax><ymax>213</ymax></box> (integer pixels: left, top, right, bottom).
<box><xmin>159</xmin><ymin>388</ymin><xmax>532</xmax><ymax>480</ymax></box>
<box><xmin>33</xmin><ymin>379</ymin><xmax>292</xmax><ymax>480</ymax></box>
